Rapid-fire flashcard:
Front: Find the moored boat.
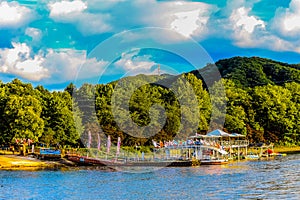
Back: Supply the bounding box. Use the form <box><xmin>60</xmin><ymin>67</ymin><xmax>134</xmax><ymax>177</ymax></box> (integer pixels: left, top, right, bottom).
<box><xmin>66</xmin><ymin>155</ymin><xmax>195</xmax><ymax>167</ymax></box>
<box><xmin>200</xmin><ymin>159</ymin><xmax>229</xmax><ymax>165</ymax></box>
<box><xmin>245</xmin><ymin>154</ymin><xmax>260</xmax><ymax>160</ymax></box>
<box><xmin>35</xmin><ymin>148</ymin><xmax>61</xmax><ymax>160</ymax></box>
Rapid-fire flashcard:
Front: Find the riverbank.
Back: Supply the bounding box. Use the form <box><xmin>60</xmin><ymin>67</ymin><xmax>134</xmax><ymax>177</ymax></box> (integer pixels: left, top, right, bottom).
<box><xmin>274</xmin><ymin>146</ymin><xmax>300</xmax><ymax>154</ymax></box>
<box><xmin>0</xmin><ymin>155</ymin><xmax>68</xmax><ymax>170</ymax></box>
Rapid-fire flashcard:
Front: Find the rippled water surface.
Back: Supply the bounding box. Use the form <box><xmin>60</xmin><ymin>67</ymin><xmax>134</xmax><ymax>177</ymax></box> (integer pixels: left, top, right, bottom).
<box><xmin>1</xmin><ymin>154</ymin><xmax>300</xmax><ymax>199</ymax></box>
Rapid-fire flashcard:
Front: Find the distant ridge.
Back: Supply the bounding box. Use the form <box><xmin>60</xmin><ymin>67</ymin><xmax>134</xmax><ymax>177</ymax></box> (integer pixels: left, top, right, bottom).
<box><xmin>189</xmin><ymin>56</ymin><xmax>300</xmax><ymax>88</ymax></box>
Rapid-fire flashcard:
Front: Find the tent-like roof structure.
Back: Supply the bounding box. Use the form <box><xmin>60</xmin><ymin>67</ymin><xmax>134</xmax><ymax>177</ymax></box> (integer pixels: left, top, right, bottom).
<box><xmin>207</xmin><ymin>129</ymin><xmax>231</xmax><ymax>137</ymax></box>
<box><xmin>206</xmin><ymin>129</ymin><xmax>246</xmax><ymax>137</ymax></box>
<box><xmin>189</xmin><ymin>129</ymin><xmax>246</xmax><ymax>138</ymax></box>
<box><xmin>230</xmin><ymin>133</ymin><xmax>246</xmax><ymax>137</ymax></box>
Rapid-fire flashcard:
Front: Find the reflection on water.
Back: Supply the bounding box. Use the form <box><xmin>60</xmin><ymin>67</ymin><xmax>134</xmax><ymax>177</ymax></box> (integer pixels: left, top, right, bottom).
<box><xmin>0</xmin><ymin>154</ymin><xmax>300</xmax><ymax>199</ymax></box>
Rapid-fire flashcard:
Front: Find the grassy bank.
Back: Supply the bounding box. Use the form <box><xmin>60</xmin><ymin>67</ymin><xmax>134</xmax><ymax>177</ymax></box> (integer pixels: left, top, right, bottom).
<box><xmin>274</xmin><ymin>146</ymin><xmax>300</xmax><ymax>154</ymax></box>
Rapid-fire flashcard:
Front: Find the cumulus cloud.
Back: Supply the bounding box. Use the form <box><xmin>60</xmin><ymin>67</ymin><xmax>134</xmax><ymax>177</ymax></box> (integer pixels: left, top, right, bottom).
<box><xmin>230</xmin><ymin>7</ymin><xmax>265</xmax><ymax>33</ymax></box>
<box><xmin>0</xmin><ymin>1</ymin><xmax>34</xmax><ymax>29</ymax></box>
<box><xmin>44</xmin><ymin>49</ymin><xmax>108</xmax><ymax>82</ymax></box>
<box><xmin>43</xmin><ymin>0</ymin><xmax>300</xmax><ymax>54</ymax></box>
<box><xmin>48</xmin><ymin>0</ymin><xmax>111</xmax><ymax>36</ymax></box>
<box><xmin>49</xmin><ymin>0</ymin><xmax>87</xmax><ymax>17</ymax></box>
<box><xmin>0</xmin><ymin>43</ymin><xmax>108</xmax><ymax>82</ymax></box>
<box><xmin>25</xmin><ymin>27</ymin><xmax>42</xmax><ymax>45</ymax></box>
<box><xmin>218</xmin><ymin>0</ymin><xmax>300</xmax><ymax>53</ymax></box>
<box><xmin>138</xmin><ymin>1</ymin><xmax>216</xmax><ymax>39</ymax></box>
<box><xmin>74</xmin><ymin>13</ymin><xmax>112</xmax><ymax>36</ymax></box>
<box><xmin>272</xmin><ymin>0</ymin><xmax>300</xmax><ymax>38</ymax></box>
<box><xmin>171</xmin><ymin>8</ymin><xmax>209</xmax><ymax>38</ymax></box>
<box><xmin>0</xmin><ymin>42</ymin><xmax>49</xmax><ymax>81</ymax></box>
<box><xmin>114</xmin><ymin>49</ymin><xmax>157</xmax><ymax>75</ymax></box>
<box><xmin>200</xmin><ymin>0</ymin><xmax>300</xmax><ymax>53</ymax></box>
<box><xmin>228</xmin><ymin>6</ymin><xmax>266</xmax><ymax>47</ymax></box>
<box><xmin>47</xmin><ymin>0</ymin><xmax>215</xmax><ymax>39</ymax></box>
<box><xmin>205</xmin><ymin>1</ymin><xmax>264</xmax><ymax>47</ymax></box>
<box><xmin>129</xmin><ymin>1</ymin><xmax>216</xmax><ymax>39</ymax></box>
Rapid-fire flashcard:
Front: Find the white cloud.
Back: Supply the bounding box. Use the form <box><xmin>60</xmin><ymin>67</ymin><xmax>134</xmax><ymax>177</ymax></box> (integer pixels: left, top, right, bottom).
<box><xmin>136</xmin><ymin>1</ymin><xmax>216</xmax><ymax>39</ymax></box>
<box><xmin>25</xmin><ymin>27</ymin><xmax>42</xmax><ymax>45</ymax></box>
<box><xmin>205</xmin><ymin>4</ymin><xmax>267</xmax><ymax>48</ymax></box>
<box><xmin>0</xmin><ymin>1</ymin><xmax>34</xmax><ymax>28</ymax></box>
<box><xmin>171</xmin><ymin>9</ymin><xmax>209</xmax><ymax>38</ymax></box>
<box><xmin>226</xmin><ymin>6</ymin><xmax>300</xmax><ymax>52</ymax></box>
<box><xmin>0</xmin><ymin>43</ymin><xmax>49</xmax><ymax>81</ymax></box>
<box><xmin>74</xmin><ymin>13</ymin><xmax>112</xmax><ymax>36</ymax></box>
<box><xmin>48</xmin><ymin>0</ymin><xmax>111</xmax><ymax>35</ymax></box>
<box><xmin>272</xmin><ymin>0</ymin><xmax>300</xmax><ymax>38</ymax></box>
<box><xmin>49</xmin><ymin>0</ymin><xmax>87</xmax><ymax>17</ymax></box>
<box><xmin>43</xmin><ymin>49</ymin><xmax>108</xmax><ymax>81</ymax></box>
<box><xmin>226</xmin><ymin>6</ymin><xmax>265</xmax><ymax>47</ymax></box>
<box><xmin>47</xmin><ymin>0</ymin><xmax>215</xmax><ymax>38</ymax></box>
<box><xmin>230</xmin><ymin>7</ymin><xmax>265</xmax><ymax>33</ymax></box>
<box><xmin>0</xmin><ymin>43</ymin><xmax>108</xmax><ymax>82</ymax></box>
<box><xmin>114</xmin><ymin>49</ymin><xmax>156</xmax><ymax>75</ymax></box>
<box><xmin>201</xmin><ymin>0</ymin><xmax>300</xmax><ymax>53</ymax></box>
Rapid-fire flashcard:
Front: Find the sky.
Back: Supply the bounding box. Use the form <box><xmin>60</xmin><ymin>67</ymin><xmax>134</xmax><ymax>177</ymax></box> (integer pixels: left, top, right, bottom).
<box><xmin>0</xmin><ymin>0</ymin><xmax>300</xmax><ymax>90</ymax></box>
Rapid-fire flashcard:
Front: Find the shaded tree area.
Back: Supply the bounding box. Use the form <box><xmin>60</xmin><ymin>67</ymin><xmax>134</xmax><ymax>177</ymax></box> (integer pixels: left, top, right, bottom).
<box><xmin>92</xmin><ymin>74</ymin><xmax>210</xmax><ymax>146</ymax></box>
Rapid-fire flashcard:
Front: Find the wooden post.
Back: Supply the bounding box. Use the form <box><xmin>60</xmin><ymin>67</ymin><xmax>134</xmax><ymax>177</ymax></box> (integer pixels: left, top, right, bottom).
<box><xmin>23</xmin><ymin>144</ymin><xmax>26</xmax><ymax>156</ymax></box>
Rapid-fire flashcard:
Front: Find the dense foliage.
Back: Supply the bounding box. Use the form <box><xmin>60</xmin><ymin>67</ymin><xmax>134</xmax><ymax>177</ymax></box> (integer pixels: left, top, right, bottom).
<box><xmin>216</xmin><ymin>56</ymin><xmax>300</xmax><ymax>87</ymax></box>
<box><xmin>0</xmin><ymin>57</ymin><xmax>299</xmax><ymax>147</ymax></box>
<box><xmin>0</xmin><ymin>79</ymin><xmax>83</xmax><ymax>147</ymax></box>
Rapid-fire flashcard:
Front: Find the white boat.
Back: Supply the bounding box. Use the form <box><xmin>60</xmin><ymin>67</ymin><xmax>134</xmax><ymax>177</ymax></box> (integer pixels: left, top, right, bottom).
<box><xmin>201</xmin><ymin>159</ymin><xmax>229</xmax><ymax>165</ymax></box>
<box><xmin>245</xmin><ymin>154</ymin><xmax>259</xmax><ymax>160</ymax></box>
<box><xmin>194</xmin><ymin>145</ymin><xmax>229</xmax><ymax>165</ymax></box>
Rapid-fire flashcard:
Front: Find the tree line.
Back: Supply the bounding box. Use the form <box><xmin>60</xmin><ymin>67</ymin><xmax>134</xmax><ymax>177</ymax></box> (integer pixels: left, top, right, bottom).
<box><xmin>0</xmin><ymin>57</ymin><xmax>299</xmax><ymax>147</ymax></box>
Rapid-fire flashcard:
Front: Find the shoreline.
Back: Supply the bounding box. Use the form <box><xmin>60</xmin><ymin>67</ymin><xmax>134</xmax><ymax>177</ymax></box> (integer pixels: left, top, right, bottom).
<box><xmin>1</xmin><ymin>146</ymin><xmax>300</xmax><ymax>171</ymax></box>
<box><xmin>274</xmin><ymin>146</ymin><xmax>300</xmax><ymax>154</ymax></box>
<box><xmin>0</xmin><ymin>155</ymin><xmax>71</xmax><ymax>171</ymax></box>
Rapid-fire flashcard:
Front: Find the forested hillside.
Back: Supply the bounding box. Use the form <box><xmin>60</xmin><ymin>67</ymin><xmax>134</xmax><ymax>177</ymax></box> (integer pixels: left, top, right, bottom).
<box><xmin>0</xmin><ymin>57</ymin><xmax>299</xmax><ymax>147</ymax></box>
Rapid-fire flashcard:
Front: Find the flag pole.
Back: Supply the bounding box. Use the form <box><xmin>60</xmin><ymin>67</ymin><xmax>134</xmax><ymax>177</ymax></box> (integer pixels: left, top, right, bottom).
<box><xmin>116</xmin><ymin>137</ymin><xmax>121</xmax><ymax>161</ymax></box>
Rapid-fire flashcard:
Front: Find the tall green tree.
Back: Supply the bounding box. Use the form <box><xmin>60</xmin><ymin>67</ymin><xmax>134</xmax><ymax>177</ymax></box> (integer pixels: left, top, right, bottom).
<box><xmin>3</xmin><ymin>95</ymin><xmax>44</xmax><ymax>142</ymax></box>
<box><xmin>184</xmin><ymin>73</ymin><xmax>211</xmax><ymax>132</ymax></box>
<box><xmin>252</xmin><ymin>84</ymin><xmax>296</xmax><ymax>142</ymax></box>
<box><xmin>223</xmin><ymin>79</ymin><xmax>249</xmax><ymax>135</ymax></box>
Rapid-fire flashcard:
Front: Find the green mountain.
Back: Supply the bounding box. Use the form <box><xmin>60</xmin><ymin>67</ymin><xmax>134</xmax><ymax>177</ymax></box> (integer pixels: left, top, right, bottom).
<box><xmin>190</xmin><ymin>56</ymin><xmax>300</xmax><ymax>88</ymax></box>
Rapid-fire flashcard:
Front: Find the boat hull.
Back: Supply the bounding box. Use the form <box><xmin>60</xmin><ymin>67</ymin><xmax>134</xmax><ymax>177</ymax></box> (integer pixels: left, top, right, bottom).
<box><xmin>67</xmin><ymin>155</ymin><xmax>194</xmax><ymax>167</ymax></box>
<box><xmin>245</xmin><ymin>155</ymin><xmax>260</xmax><ymax>160</ymax></box>
<box><xmin>200</xmin><ymin>159</ymin><xmax>228</xmax><ymax>165</ymax></box>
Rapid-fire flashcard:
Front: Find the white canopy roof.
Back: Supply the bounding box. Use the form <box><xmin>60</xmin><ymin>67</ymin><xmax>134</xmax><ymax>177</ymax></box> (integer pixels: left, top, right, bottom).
<box><xmin>206</xmin><ymin>129</ymin><xmax>246</xmax><ymax>137</ymax></box>
<box><xmin>230</xmin><ymin>133</ymin><xmax>246</xmax><ymax>137</ymax></box>
<box><xmin>207</xmin><ymin>129</ymin><xmax>231</xmax><ymax>137</ymax></box>
<box><xmin>189</xmin><ymin>129</ymin><xmax>246</xmax><ymax>138</ymax></box>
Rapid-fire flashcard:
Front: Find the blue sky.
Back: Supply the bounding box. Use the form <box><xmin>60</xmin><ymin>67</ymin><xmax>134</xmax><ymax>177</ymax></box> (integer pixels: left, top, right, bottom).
<box><xmin>0</xmin><ymin>0</ymin><xmax>300</xmax><ymax>90</ymax></box>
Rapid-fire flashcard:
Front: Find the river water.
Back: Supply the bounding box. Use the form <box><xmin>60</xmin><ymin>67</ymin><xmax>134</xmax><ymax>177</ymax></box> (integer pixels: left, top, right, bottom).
<box><xmin>0</xmin><ymin>154</ymin><xmax>300</xmax><ymax>200</ymax></box>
